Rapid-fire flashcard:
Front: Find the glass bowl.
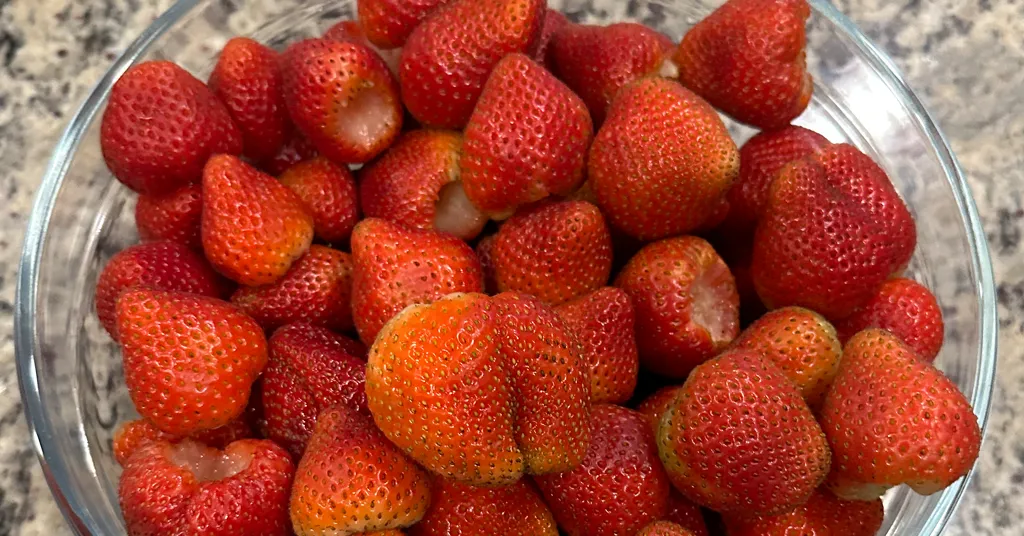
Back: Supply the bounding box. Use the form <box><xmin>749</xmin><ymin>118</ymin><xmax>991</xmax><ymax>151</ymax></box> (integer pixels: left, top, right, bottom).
<box><xmin>15</xmin><ymin>0</ymin><xmax>997</xmax><ymax>534</ymax></box>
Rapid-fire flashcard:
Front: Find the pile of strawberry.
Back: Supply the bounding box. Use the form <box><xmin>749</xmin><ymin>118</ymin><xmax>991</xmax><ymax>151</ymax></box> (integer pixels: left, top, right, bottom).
<box><xmin>95</xmin><ymin>0</ymin><xmax>982</xmax><ymax>534</ymax></box>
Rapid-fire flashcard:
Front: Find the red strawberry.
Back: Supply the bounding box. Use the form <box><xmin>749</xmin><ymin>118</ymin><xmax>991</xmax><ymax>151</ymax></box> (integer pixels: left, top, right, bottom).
<box><xmin>231</xmin><ymin>245</ymin><xmax>354</xmax><ymax>333</ymax></box>
<box><xmin>461</xmin><ymin>54</ymin><xmax>592</xmax><ymax>217</ymax></box>
<box><xmin>279</xmin><ymin>157</ymin><xmax>360</xmax><ymax>244</ymax></box>
<box><xmin>476</xmin><ymin>234</ymin><xmax>499</xmax><ymax>295</ymax></box>
<box><xmin>119</xmin><ymin>439</ymin><xmax>293</xmax><ymax>536</ymax></box>
<box><xmin>112</xmin><ymin>418</ymin><xmax>253</xmax><ymax>466</ymax></box>
<box><xmin>555</xmin><ymin>287</ymin><xmax>639</xmax><ymax>404</ymax></box>
<box><xmin>282</xmin><ymin>38</ymin><xmax>403</xmax><ymax>164</ymax></box>
<box><xmin>491</xmin><ymin>201</ymin><xmax>613</xmax><ymax>305</ymax></box>
<box><xmin>751</xmin><ymin>143</ymin><xmax>917</xmax><ymax>319</ymax></box>
<box><xmin>95</xmin><ymin>241</ymin><xmax>227</xmax><ymax>341</ymax></box>
<box><xmin>729</xmin><ymin>306</ymin><xmax>842</xmax><ymax>409</ymax></box>
<box><xmin>135</xmin><ymin>184</ymin><xmax>204</xmax><ymax>251</ymax></box>
<box><xmin>201</xmin><ymin>154</ymin><xmax>314</xmax><ymax>286</ymax></box>
<box><xmin>820</xmin><ymin>329</ymin><xmax>981</xmax><ymax>500</ymax></box>
<box><xmin>208</xmin><ymin>37</ymin><xmax>289</xmax><ymax>162</ymax></box>
<box><xmin>707</xmin><ymin>231</ymin><xmax>765</xmax><ymax>324</ymax></box>
<box><xmin>116</xmin><ymin>289</ymin><xmax>268</xmax><ymax>435</ymax></box>
<box><xmin>637</xmin><ymin>522</ymin><xmax>698</xmax><ymax>536</ymax></box>
<box><xmin>663</xmin><ymin>492</ymin><xmax>709</xmax><ymax>536</ymax></box>
<box><xmin>535</xmin><ymin>404</ymin><xmax>670</xmax><ymax>536</ymax></box>
<box><xmin>635</xmin><ymin>385</ymin><xmax>683</xmax><ymax>436</ymax></box>
<box><xmin>550</xmin><ymin>23</ymin><xmax>674</xmax><ymax>125</ymax></box>
<box><xmin>725</xmin><ymin>488</ymin><xmax>884</xmax><ymax>536</ymax></box>
<box><xmin>261</xmin><ymin>131</ymin><xmax>319</xmax><ymax>176</ymax></box>
<box><xmin>658</xmin><ymin>350</ymin><xmax>830</xmax><ymax>516</ymax></box>
<box><xmin>614</xmin><ymin>236</ymin><xmax>739</xmax><ymax>378</ymax></box>
<box><xmin>365</xmin><ymin>293</ymin><xmax>524</xmax><ymax>486</ymax></box>
<box><xmin>100</xmin><ymin>61</ymin><xmax>242</xmax><ymax>195</ymax></box>
<box><xmin>399</xmin><ymin>0</ymin><xmax>545</xmax><ymax>128</ymax></box>
<box><xmin>533</xmin><ymin>9</ymin><xmax>568</xmax><ymax>69</ymax></box>
<box><xmin>409</xmin><ymin>478</ymin><xmax>558</xmax><ymax>536</ymax></box>
<box><xmin>674</xmin><ymin>0</ymin><xmax>812</xmax><ymax>129</ymax></box>
<box><xmin>359</xmin><ymin>130</ymin><xmax>488</xmax><ymax>240</ymax></box>
<box><xmin>261</xmin><ymin>324</ymin><xmax>368</xmax><ymax>457</ymax></box>
<box><xmin>833</xmin><ymin>278</ymin><xmax>944</xmax><ymax>362</ymax></box>
<box><xmin>322</xmin><ymin>19</ymin><xmax>402</xmax><ymax>74</ymax></box>
<box><xmin>589</xmin><ymin>78</ymin><xmax>740</xmax><ymax>240</ymax></box>
<box><xmin>357</xmin><ymin>0</ymin><xmax>452</xmax><ymax>49</ymax></box>
<box><xmin>350</xmin><ymin>218</ymin><xmax>484</xmax><ymax>344</ymax></box>
<box><xmin>289</xmin><ymin>405</ymin><xmax>432</xmax><ymax>534</ymax></box>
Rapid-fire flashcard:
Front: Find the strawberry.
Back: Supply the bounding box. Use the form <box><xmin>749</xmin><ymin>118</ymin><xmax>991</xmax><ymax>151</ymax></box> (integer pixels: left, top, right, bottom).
<box><xmin>365</xmin><ymin>293</ymin><xmax>524</xmax><ymax>486</ymax></box>
<box><xmin>279</xmin><ymin>157</ymin><xmax>360</xmax><ymax>244</ymax></box>
<box><xmin>261</xmin><ymin>131</ymin><xmax>319</xmax><ymax>176</ymax></box>
<box><xmin>116</xmin><ymin>289</ymin><xmax>267</xmax><ymax>436</ymax></box>
<box><xmin>95</xmin><ymin>241</ymin><xmax>228</xmax><ymax>341</ymax></box>
<box><xmin>707</xmin><ymin>231</ymin><xmax>765</xmax><ymax>324</ymax></box>
<box><xmin>461</xmin><ymin>54</ymin><xmax>592</xmax><ymax>217</ymax></box>
<box><xmin>289</xmin><ymin>405</ymin><xmax>432</xmax><ymax>534</ymax></box>
<box><xmin>475</xmin><ymin>234</ymin><xmax>499</xmax><ymax>294</ymax></box>
<box><xmin>614</xmin><ymin>236</ymin><xmax>740</xmax><ymax>378</ymax></box>
<box><xmin>674</xmin><ymin>0</ymin><xmax>812</xmax><ymax>130</ymax></box>
<box><xmin>359</xmin><ymin>130</ymin><xmax>487</xmax><ymax>240</ymax></box>
<box><xmin>493</xmin><ymin>292</ymin><xmax>591</xmax><ymax>474</ymax></box>
<box><xmin>100</xmin><ymin>61</ymin><xmax>242</xmax><ymax>195</ymax></box>
<box><xmin>112</xmin><ymin>418</ymin><xmax>253</xmax><ymax>466</ymax></box>
<box><xmin>261</xmin><ymin>324</ymin><xmax>368</xmax><ymax>457</ymax></box>
<box><xmin>118</xmin><ymin>439</ymin><xmax>293</xmax><ymax>536</ymax></box>
<box><xmin>135</xmin><ymin>184</ymin><xmax>204</xmax><ymax>251</ymax></box>
<box><xmin>819</xmin><ymin>329</ymin><xmax>981</xmax><ymax>500</ymax></box>
<box><xmin>635</xmin><ymin>385</ymin><xmax>683</xmax><ymax>436</ymax></box>
<box><xmin>409</xmin><ymin>478</ymin><xmax>558</xmax><ymax>536</ymax></box>
<box><xmin>555</xmin><ymin>287</ymin><xmax>639</xmax><ymax>404</ymax></box>
<box><xmin>350</xmin><ymin>218</ymin><xmax>484</xmax><ymax>344</ymax></box>
<box><xmin>663</xmin><ymin>492</ymin><xmax>709</xmax><ymax>536</ymax></box>
<box><xmin>533</xmin><ymin>9</ymin><xmax>568</xmax><ymax>69</ymax></box>
<box><xmin>535</xmin><ymin>404</ymin><xmax>670</xmax><ymax>536</ymax></box>
<box><xmin>751</xmin><ymin>143</ymin><xmax>917</xmax><ymax>319</ymax></box>
<box><xmin>588</xmin><ymin>78</ymin><xmax>740</xmax><ymax>240</ymax></box>
<box><xmin>282</xmin><ymin>38</ymin><xmax>403</xmax><ymax>164</ymax></box>
<box><xmin>833</xmin><ymin>277</ymin><xmax>945</xmax><ymax>362</ymax></box>
<box><xmin>322</xmin><ymin>19</ymin><xmax>402</xmax><ymax>74</ymax></box>
<box><xmin>357</xmin><ymin>0</ymin><xmax>451</xmax><ymax>49</ymax></box>
<box><xmin>729</xmin><ymin>306</ymin><xmax>842</xmax><ymax>409</ymax></box>
<box><xmin>399</xmin><ymin>0</ymin><xmax>545</xmax><ymax>128</ymax></box>
<box><xmin>549</xmin><ymin>23</ymin><xmax>674</xmax><ymax>125</ymax></box>
<box><xmin>637</xmin><ymin>522</ymin><xmax>698</xmax><ymax>536</ymax></box>
<box><xmin>208</xmin><ymin>37</ymin><xmax>289</xmax><ymax>163</ymax></box>
<box><xmin>725</xmin><ymin>488</ymin><xmax>884</xmax><ymax>536</ymax></box>
<box><xmin>491</xmin><ymin>201</ymin><xmax>613</xmax><ymax>306</ymax></box>
<box><xmin>201</xmin><ymin>154</ymin><xmax>314</xmax><ymax>286</ymax></box>
<box><xmin>658</xmin><ymin>350</ymin><xmax>830</xmax><ymax>516</ymax></box>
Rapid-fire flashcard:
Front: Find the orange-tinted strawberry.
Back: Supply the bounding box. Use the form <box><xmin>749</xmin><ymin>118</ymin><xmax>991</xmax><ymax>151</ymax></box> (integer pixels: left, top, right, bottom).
<box><xmin>112</xmin><ymin>418</ymin><xmax>253</xmax><ymax>466</ymax></box>
<box><xmin>201</xmin><ymin>154</ymin><xmax>314</xmax><ymax>286</ymax></box>
<box><xmin>635</xmin><ymin>385</ymin><xmax>683</xmax><ymax>436</ymax></box>
<box><xmin>409</xmin><ymin>478</ymin><xmax>558</xmax><ymax>536</ymax></box>
<box><xmin>359</xmin><ymin>130</ymin><xmax>487</xmax><ymax>240</ymax></box>
<box><xmin>357</xmin><ymin>0</ymin><xmax>452</xmax><ymax>49</ymax></box>
<box><xmin>279</xmin><ymin>157</ymin><xmax>360</xmax><ymax>244</ymax></box>
<box><xmin>461</xmin><ymin>53</ymin><xmax>592</xmax><ymax>217</ymax></box>
<box><xmin>100</xmin><ymin>61</ymin><xmax>242</xmax><ymax>195</ymax></box>
<box><xmin>95</xmin><ymin>241</ymin><xmax>228</xmax><ymax>341</ymax></box>
<box><xmin>491</xmin><ymin>201</ymin><xmax>613</xmax><ymax>305</ymax></box>
<box><xmin>725</xmin><ymin>488</ymin><xmax>884</xmax><ymax>536</ymax></box>
<box><xmin>555</xmin><ymin>287</ymin><xmax>639</xmax><ymax>404</ymax></box>
<box><xmin>589</xmin><ymin>78</ymin><xmax>739</xmax><ymax>240</ymax></box>
<box><xmin>533</xmin><ymin>9</ymin><xmax>568</xmax><ymax>69</ymax></box>
<box><xmin>399</xmin><ymin>0</ymin><xmax>545</xmax><ymax>128</ymax></box>
<box><xmin>493</xmin><ymin>292</ymin><xmax>591</xmax><ymax>474</ymax></box>
<box><xmin>261</xmin><ymin>324</ymin><xmax>368</xmax><ymax>457</ymax></box>
<box><xmin>135</xmin><ymin>184</ymin><xmax>204</xmax><ymax>251</ymax></box>
<box><xmin>637</xmin><ymin>521</ymin><xmax>698</xmax><ymax>536</ymax></box>
<box><xmin>674</xmin><ymin>0</ymin><xmax>812</xmax><ymax>130</ymax></box>
<box><xmin>614</xmin><ymin>236</ymin><xmax>739</xmax><ymax>378</ymax></box>
<box><xmin>351</xmin><ymin>218</ymin><xmax>484</xmax><ymax>344</ymax></box>
<box><xmin>261</xmin><ymin>131</ymin><xmax>319</xmax><ymax>176</ymax></box>
<box><xmin>833</xmin><ymin>278</ymin><xmax>944</xmax><ymax>362</ymax></box>
<box><xmin>119</xmin><ymin>439</ymin><xmax>293</xmax><ymax>536</ymax></box>
<box><xmin>550</xmin><ymin>23</ymin><xmax>674</xmax><ymax>125</ymax></box>
<box><xmin>365</xmin><ymin>293</ymin><xmax>524</xmax><ymax>486</ymax></box>
<box><xmin>751</xmin><ymin>143</ymin><xmax>917</xmax><ymax>319</ymax></box>
<box><xmin>475</xmin><ymin>233</ymin><xmax>499</xmax><ymax>294</ymax></box>
<box><xmin>208</xmin><ymin>37</ymin><xmax>289</xmax><ymax>163</ymax></box>
<box><xmin>116</xmin><ymin>289</ymin><xmax>268</xmax><ymax>436</ymax></box>
<box><xmin>820</xmin><ymin>329</ymin><xmax>981</xmax><ymax>500</ymax></box>
<box><xmin>282</xmin><ymin>38</ymin><xmax>402</xmax><ymax>164</ymax></box>
<box><xmin>289</xmin><ymin>405</ymin><xmax>431</xmax><ymax>535</ymax></box>
<box><xmin>535</xmin><ymin>404</ymin><xmax>670</xmax><ymax>536</ymax></box>
<box><xmin>658</xmin><ymin>350</ymin><xmax>830</xmax><ymax>516</ymax></box>
<box><xmin>729</xmin><ymin>306</ymin><xmax>842</xmax><ymax>409</ymax></box>
<box><xmin>663</xmin><ymin>492</ymin><xmax>709</xmax><ymax>536</ymax></box>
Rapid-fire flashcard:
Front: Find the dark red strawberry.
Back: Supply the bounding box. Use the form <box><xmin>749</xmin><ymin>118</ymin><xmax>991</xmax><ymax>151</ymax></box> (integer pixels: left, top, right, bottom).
<box><xmin>663</xmin><ymin>492</ymin><xmax>709</xmax><ymax>536</ymax></box>
<box><xmin>533</xmin><ymin>9</ymin><xmax>568</xmax><ymax>69</ymax></box>
<box><xmin>409</xmin><ymin>478</ymin><xmax>558</xmax><ymax>536</ymax></box>
<box><xmin>725</xmin><ymin>488</ymin><xmax>884</xmax><ymax>536</ymax></box>
<box><xmin>476</xmin><ymin>234</ymin><xmax>499</xmax><ymax>295</ymax></box>
<box><xmin>636</xmin><ymin>522</ymin><xmax>698</xmax><ymax>536</ymax></box>
<box><xmin>833</xmin><ymin>277</ymin><xmax>945</xmax><ymax>362</ymax></box>
<box><xmin>279</xmin><ymin>157</ymin><xmax>360</xmax><ymax>244</ymax></box>
<box><xmin>357</xmin><ymin>0</ymin><xmax>452</xmax><ymax>49</ymax></box>
<box><xmin>135</xmin><ymin>184</ymin><xmax>204</xmax><ymax>251</ymax></box>
<box><xmin>261</xmin><ymin>131</ymin><xmax>319</xmax><ymax>176</ymax></box>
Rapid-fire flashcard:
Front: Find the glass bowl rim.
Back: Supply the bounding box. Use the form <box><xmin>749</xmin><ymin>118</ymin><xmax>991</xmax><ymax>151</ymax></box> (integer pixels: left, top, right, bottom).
<box><xmin>14</xmin><ymin>0</ymin><xmax>998</xmax><ymax>534</ymax></box>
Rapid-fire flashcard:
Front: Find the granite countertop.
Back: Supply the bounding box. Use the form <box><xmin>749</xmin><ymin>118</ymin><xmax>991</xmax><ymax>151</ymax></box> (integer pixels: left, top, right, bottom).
<box><xmin>1</xmin><ymin>0</ymin><xmax>1022</xmax><ymax>534</ymax></box>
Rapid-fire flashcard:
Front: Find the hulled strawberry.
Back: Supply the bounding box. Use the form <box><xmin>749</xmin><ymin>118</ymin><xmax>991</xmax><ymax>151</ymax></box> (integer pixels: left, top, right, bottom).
<box><xmin>409</xmin><ymin>478</ymin><xmax>558</xmax><ymax>536</ymax></box>
<box><xmin>261</xmin><ymin>131</ymin><xmax>319</xmax><ymax>176</ymax></box>
<box><xmin>664</xmin><ymin>492</ymin><xmax>709</xmax><ymax>536</ymax></box>
<box><xmin>589</xmin><ymin>78</ymin><xmax>740</xmax><ymax>240</ymax></box>
<box><xmin>833</xmin><ymin>277</ymin><xmax>945</xmax><ymax>362</ymax></box>
<box><xmin>635</xmin><ymin>385</ymin><xmax>683</xmax><ymax>436</ymax></box>
<box><xmin>533</xmin><ymin>9</ymin><xmax>568</xmax><ymax>69</ymax></box>
<box><xmin>135</xmin><ymin>184</ymin><xmax>204</xmax><ymax>251</ymax></box>
<box><xmin>279</xmin><ymin>157</ymin><xmax>360</xmax><ymax>244</ymax></box>
<box><xmin>725</xmin><ymin>488</ymin><xmax>884</xmax><ymax>536</ymax></box>
<box><xmin>357</xmin><ymin>0</ymin><xmax>452</xmax><ymax>49</ymax></box>
<box><xmin>101</xmin><ymin>61</ymin><xmax>242</xmax><ymax>195</ymax></box>
<box><xmin>637</xmin><ymin>522</ymin><xmax>698</xmax><ymax>536</ymax></box>
<box><xmin>112</xmin><ymin>418</ymin><xmax>253</xmax><ymax>466</ymax></box>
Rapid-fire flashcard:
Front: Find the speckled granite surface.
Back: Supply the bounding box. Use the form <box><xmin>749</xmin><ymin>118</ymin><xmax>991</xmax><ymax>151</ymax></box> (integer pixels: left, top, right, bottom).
<box><xmin>1</xmin><ymin>0</ymin><xmax>1022</xmax><ymax>534</ymax></box>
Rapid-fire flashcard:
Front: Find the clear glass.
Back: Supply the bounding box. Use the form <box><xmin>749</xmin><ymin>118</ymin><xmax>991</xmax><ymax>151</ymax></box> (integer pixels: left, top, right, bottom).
<box><xmin>15</xmin><ymin>0</ymin><xmax>997</xmax><ymax>534</ymax></box>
